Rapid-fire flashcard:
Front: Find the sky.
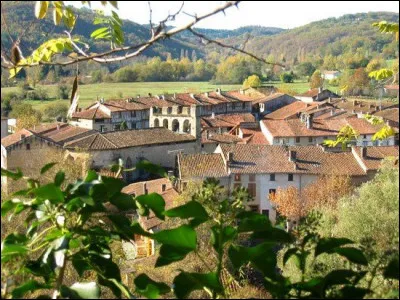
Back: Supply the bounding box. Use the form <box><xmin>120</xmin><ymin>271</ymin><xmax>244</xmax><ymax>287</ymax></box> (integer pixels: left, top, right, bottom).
<box><xmin>68</xmin><ymin>1</ymin><xmax>399</xmax><ymax>30</ymax></box>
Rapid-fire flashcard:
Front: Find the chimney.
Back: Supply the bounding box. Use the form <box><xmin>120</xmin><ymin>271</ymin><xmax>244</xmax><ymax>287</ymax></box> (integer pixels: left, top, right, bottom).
<box><xmin>330</xmin><ymin>109</ymin><xmax>335</xmax><ymax>116</ymax></box>
<box><xmin>204</xmin><ymin>92</ymin><xmax>209</xmax><ymax>97</ymax></box>
<box><xmin>57</xmin><ymin>124</ymin><xmax>60</xmax><ymax>131</ymax></box>
<box><xmin>360</xmin><ymin>147</ymin><xmax>367</xmax><ymax>158</ymax></box>
<box><xmin>318</xmin><ymin>87</ymin><xmax>323</xmax><ymax>93</ymax></box>
<box><xmin>100</xmin><ymin>98</ymin><xmax>104</xmax><ymax>104</ymax></box>
<box><xmin>137</xmin><ymin>95</ymin><xmax>140</xmax><ymax>98</ymax></box>
<box><xmin>353</xmin><ymin>100</ymin><xmax>357</xmax><ymax>107</ymax></box>
<box><xmin>328</xmin><ymin>97</ymin><xmax>332</xmax><ymax>103</ymax></box>
<box><xmin>143</xmin><ymin>183</ymin><xmax>148</xmax><ymax>194</ymax></box>
<box><xmin>148</xmin><ymin>93</ymin><xmax>152</xmax><ymax>97</ymax></box>
<box><xmin>161</xmin><ymin>95</ymin><xmax>165</xmax><ymax>100</ymax></box>
<box><xmin>306</xmin><ymin>115</ymin><xmax>313</xmax><ymax>129</ymax></box>
<box><xmin>20</xmin><ymin>134</ymin><xmax>25</xmax><ymax>140</ymax></box>
<box><xmin>227</xmin><ymin>152</ymin><xmax>234</xmax><ymax>163</ymax></box>
<box><xmin>289</xmin><ymin>150</ymin><xmax>297</xmax><ymax>162</ymax></box>
<box><xmin>206</xmin><ymin>131</ymin><xmax>210</xmax><ymax>140</ymax></box>
<box><xmin>216</xmin><ymin>88</ymin><xmax>221</xmax><ymax>95</ymax></box>
<box><xmin>239</xmin><ymin>88</ymin><xmax>244</xmax><ymax>95</ymax></box>
<box><xmin>211</xmin><ymin>112</ymin><xmax>215</xmax><ymax>119</ymax></box>
<box><xmin>386</xmin><ymin>120</ymin><xmax>391</xmax><ymax>126</ymax></box>
<box><xmin>190</xmin><ymin>93</ymin><xmax>195</xmax><ymax>99</ymax></box>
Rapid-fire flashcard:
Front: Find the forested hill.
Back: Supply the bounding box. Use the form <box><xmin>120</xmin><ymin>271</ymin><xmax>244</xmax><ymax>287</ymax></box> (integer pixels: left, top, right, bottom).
<box><xmin>1</xmin><ymin>2</ymin><xmax>398</xmax><ymax>65</ymax></box>
<box><xmin>214</xmin><ymin>12</ymin><xmax>399</xmax><ymax>64</ymax></box>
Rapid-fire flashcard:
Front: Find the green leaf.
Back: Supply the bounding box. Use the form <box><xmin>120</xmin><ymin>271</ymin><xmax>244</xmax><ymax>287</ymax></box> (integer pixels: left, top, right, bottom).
<box><xmin>337</xmin><ymin>286</ymin><xmax>370</xmax><ymax>299</ymax></box>
<box><xmin>323</xmin><ymin>269</ymin><xmax>359</xmax><ymax>289</ymax></box>
<box><xmin>11</xmin><ymin>280</ymin><xmax>51</xmax><ymax>299</ymax></box>
<box><xmin>53</xmin><ymin>4</ymin><xmax>63</xmax><ymax>25</ymax></box>
<box><xmin>89</xmin><ymin>254</ymin><xmax>121</xmax><ymax>280</ymax></box>
<box><xmin>136</xmin><ymin>193</ymin><xmax>166</xmax><ymax>220</ymax></box>
<box><xmin>54</xmin><ymin>171</ymin><xmax>65</xmax><ymax>187</ymax></box>
<box><xmin>35</xmin><ymin>1</ymin><xmax>49</xmax><ymax>19</ymax></box>
<box><xmin>331</xmin><ymin>247</ymin><xmax>368</xmax><ymax>266</ymax></box>
<box><xmin>108</xmin><ymin>215</ymin><xmax>150</xmax><ymax>239</ymax></box>
<box><xmin>173</xmin><ymin>272</ymin><xmax>223</xmax><ymax>299</ymax></box>
<box><xmin>164</xmin><ymin>200</ymin><xmax>209</xmax><ymax>226</ymax></box>
<box><xmin>283</xmin><ymin>248</ymin><xmax>299</xmax><ymax>266</ymax></box>
<box><xmin>98</xmin><ymin>277</ymin><xmax>134</xmax><ymax>299</ymax></box>
<box><xmin>154</xmin><ymin>225</ymin><xmax>197</xmax><ymax>267</ymax></box>
<box><xmin>101</xmin><ymin>176</ymin><xmax>126</xmax><ymax>198</ymax></box>
<box><xmin>33</xmin><ymin>183</ymin><xmax>64</xmax><ymax>204</ymax></box>
<box><xmin>40</xmin><ymin>162</ymin><xmax>57</xmax><ymax>174</ymax></box>
<box><xmin>210</xmin><ymin>225</ymin><xmax>237</xmax><ymax>252</ymax></box>
<box><xmin>63</xmin><ymin>7</ymin><xmax>76</xmax><ymax>29</ymax></box>
<box><xmin>237</xmin><ymin>211</ymin><xmax>271</xmax><ymax>233</ymax></box>
<box><xmin>109</xmin><ymin>192</ymin><xmax>136</xmax><ymax>211</ymax></box>
<box><xmin>1</xmin><ymin>199</ymin><xmax>21</xmax><ymax>217</ymax></box>
<box><xmin>1</xmin><ymin>168</ymin><xmax>23</xmax><ymax>180</ymax></box>
<box><xmin>91</xmin><ymin>27</ymin><xmax>111</xmax><ymax>39</ymax></box>
<box><xmin>136</xmin><ymin>160</ymin><xmax>167</xmax><ymax>177</ymax></box>
<box><xmin>134</xmin><ymin>274</ymin><xmax>171</xmax><ymax>299</ymax></box>
<box><xmin>384</xmin><ymin>257</ymin><xmax>399</xmax><ymax>280</ymax></box>
<box><xmin>1</xmin><ymin>234</ymin><xmax>28</xmax><ymax>262</ymax></box>
<box><xmin>315</xmin><ymin>237</ymin><xmax>353</xmax><ymax>256</ymax></box>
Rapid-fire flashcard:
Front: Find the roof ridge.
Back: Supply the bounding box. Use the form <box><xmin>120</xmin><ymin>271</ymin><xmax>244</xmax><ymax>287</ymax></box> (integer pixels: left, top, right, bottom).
<box><xmin>97</xmin><ymin>134</ymin><xmax>119</xmax><ymax>149</ymax></box>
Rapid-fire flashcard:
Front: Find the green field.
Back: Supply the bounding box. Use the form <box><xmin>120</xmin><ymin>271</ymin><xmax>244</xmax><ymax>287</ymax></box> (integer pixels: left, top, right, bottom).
<box><xmin>1</xmin><ymin>82</ymin><xmax>242</xmax><ymax>111</ymax></box>
<box><xmin>1</xmin><ymin>81</ymin><xmax>334</xmax><ymax>112</ymax></box>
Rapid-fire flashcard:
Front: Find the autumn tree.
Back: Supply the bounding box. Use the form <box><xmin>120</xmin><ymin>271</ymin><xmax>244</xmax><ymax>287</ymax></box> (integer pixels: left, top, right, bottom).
<box><xmin>309</xmin><ymin>70</ymin><xmax>324</xmax><ymax>89</ymax></box>
<box><xmin>243</xmin><ymin>74</ymin><xmax>262</xmax><ymax>88</ymax></box>
<box><xmin>9</xmin><ymin>103</ymin><xmax>42</xmax><ymax>130</ymax></box>
<box><xmin>270</xmin><ymin>186</ymin><xmax>304</xmax><ymax>220</ymax></box>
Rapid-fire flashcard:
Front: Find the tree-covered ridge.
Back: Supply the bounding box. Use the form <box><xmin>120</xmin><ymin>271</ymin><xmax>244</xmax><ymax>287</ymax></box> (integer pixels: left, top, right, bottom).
<box><xmin>216</xmin><ymin>12</ymin><xmax>399</xmax><ymax>65</ymax></box>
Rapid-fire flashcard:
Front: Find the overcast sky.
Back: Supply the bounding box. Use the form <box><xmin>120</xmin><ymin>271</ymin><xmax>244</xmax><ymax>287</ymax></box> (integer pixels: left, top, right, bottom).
<box><xmin>68</xmin><ymin>1</ymin><xmax>399</xmax><ymax>30</ymax></box>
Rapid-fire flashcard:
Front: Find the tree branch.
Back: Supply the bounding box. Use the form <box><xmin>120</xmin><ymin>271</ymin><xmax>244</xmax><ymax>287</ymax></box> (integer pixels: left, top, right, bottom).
<box><xmin>188</xmin><ymin>28</ymin><xmax>285</xmax><ymax>68</ymax></box>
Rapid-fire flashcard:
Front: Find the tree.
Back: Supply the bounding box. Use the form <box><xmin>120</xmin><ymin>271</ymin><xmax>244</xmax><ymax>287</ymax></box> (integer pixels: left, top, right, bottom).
<box><xmin>309</xmin><ymin>70</ymin><xmax>324</xmax><ymax>89</ymax></box>
<box><xmin>9</xmin><ymin>103</ymin><xmax>42</xmax><ymax>130</ymax></box>
<box><xmin>57</xmin><ymin>84</ymin><xmax>70</xmax><ymax>100</ymax></box>
<box><xmin>243</xmin><ymin>74</ymin><xmax>262</xmax><ymax>88</ymax></box>
<box><xmin>280</xmin><ymin>72</ymin><xmax>295</xmax><ymax>83</ymax></box>
<box><xmin>295</xmin><ymin>62</ymin><xmax>316</xmax><ymax>78</ymax></box>
<box><xmin>44</xmin><ymin>103</ymin><xmax>69</xmax><ymax>121</ymax></box>
<box><xmin>271</xmin><ymin>186</ymin><xmax>304</xmax><ymax>220</ymax></box>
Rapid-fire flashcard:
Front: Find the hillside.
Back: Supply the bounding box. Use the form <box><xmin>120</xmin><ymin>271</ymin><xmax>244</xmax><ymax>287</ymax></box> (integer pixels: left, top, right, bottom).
<box><xmin>215</xmin><ymin>12</ymin><xmax>399</xmax><ymax>64</ymax></box>
<box><xmin>1</xmin><ymin>2</ymin><xmax>398</xmax><ymax>67</ymax></box>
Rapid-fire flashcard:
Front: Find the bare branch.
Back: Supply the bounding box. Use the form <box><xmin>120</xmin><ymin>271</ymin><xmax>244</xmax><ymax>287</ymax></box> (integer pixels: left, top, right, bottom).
<box><xmin>0</xmin><ymin>1</ymin><xmax>283</xmax><ymax>70</ymax></box>
<box><xmin>189</xmin><ymin>28</ymin><xmax>285</xmax><ymax>67</ymax></box>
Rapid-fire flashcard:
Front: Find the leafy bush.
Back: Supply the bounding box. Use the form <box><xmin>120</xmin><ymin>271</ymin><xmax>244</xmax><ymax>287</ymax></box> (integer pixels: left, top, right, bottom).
<box><xmin>1</xmin><ymin>161</ymin><xmax>397</xmax><ymax>299</ymax></box>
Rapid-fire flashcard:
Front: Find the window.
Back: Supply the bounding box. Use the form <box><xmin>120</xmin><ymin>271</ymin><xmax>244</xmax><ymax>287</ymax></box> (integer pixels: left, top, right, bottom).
<box><xmin>249</xmin><ymin>174</ymin><xmax>256</xmax><ymax>182</ymax></box>
<box><xmin>26</xmin><ymin>144</ymin><xmax>31</xmax><ymax>150</ymax></box>
<box><xmin>269</xmin><ymin>189</ymin><xmax>276</xmax><ymax>199</ymax></box>
<box><xmin>177</xmin><ymin>106</ymin><xmax>183</xmax><ymax>114</ymax></box>
<box><xmin>248</xmin><ymin>205</ymin><xmax>259</xmax><ymax>213</ymax></box>
<box><xmin>308</xmin><ymin>137</ymin><xmax>313</xmax><ymax>143</ymax></box>
<box><xmin>234</xmin><ymin>174</ymin><xmax>241</xmax><ymax>182</ymax></box>
<box><xmin>363</xmin><ymin>135</ymin><xmax>367</xmax><ymax>139</ymax></box>
<box><xmin>113</xmin><ymin>124</ymin><xmax>121</xmax><ymax>131</ymax></box>
<box><xmin>262</xmin><ymin>210</ymin><xmax>269</xmax><ymax>218</ymax></box>
<box><xmin>100</xmin><ymin>125</ymin><xmax>107</xmax><ymax>133</ymax></box>
<box><xmin>114</xmin><ymin>112</ymin><xmax>121</xmax><ymax>119</ymax></box>
<box><xmin>288</xmin><ymin>174</ymin><xmax>294</xmax><ymax>181</ymax></box>
<box><xmin>363</xmin><ymin>141</ymin><xmax>368</xmax><ymax>147</ymax></box>
<box><xmin>162</xmin><ymin>184</ymin><xmax>167</xmax><ymax>192</ymax></box>
<box><xmin>270</xmin><ymin>174</ymin><xmax>275</xmax><ymax>181</ymax></box>
<box><xmin>248</xmin><ymin>183</ymin><xmax>256</xmax><ymax>197</ymax></box>
<box><xmin>167</xmin><ymin>107</ymin><xmax>173</xmax><ymax>114</ymax></box>
<box><xmin>295</xmin><ymin>137</ymin><xmax>300</xmax><ymax>143</ymax></box>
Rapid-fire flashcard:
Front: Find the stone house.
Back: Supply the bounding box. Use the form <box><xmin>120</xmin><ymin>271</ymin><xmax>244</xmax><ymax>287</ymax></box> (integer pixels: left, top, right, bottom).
<box><xmin>296</xmin><ymin>88</ymin><xmax>339</xmax><ymax>103</ymax></box>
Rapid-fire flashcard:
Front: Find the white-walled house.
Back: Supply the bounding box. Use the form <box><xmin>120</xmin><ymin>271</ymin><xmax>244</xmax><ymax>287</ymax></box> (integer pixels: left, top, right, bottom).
<box><xmin>177</xmin><ymin>144</ymin><xmax>399</xmax><ymax>223</ymax></box>
<box><xmin>322</xmin><ymin>71</ymin><xmax>341</xmax><ymax>80</ymax></box>
<box><xmin>296</xmin><ymin>88</ymin><xmax>339</xmax><ymax>103</ymax></box>
<box><xmin>260</xmin><ymin>117</ymin><xmax>396</xmax><ymax>147</ymax></box>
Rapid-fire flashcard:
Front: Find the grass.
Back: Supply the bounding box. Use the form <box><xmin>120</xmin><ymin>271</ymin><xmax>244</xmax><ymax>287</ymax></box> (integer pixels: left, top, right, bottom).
<box><xmin>1</xmin><ymin>82</ymin><xmax>241</xmax><ymax>111</ymax></box>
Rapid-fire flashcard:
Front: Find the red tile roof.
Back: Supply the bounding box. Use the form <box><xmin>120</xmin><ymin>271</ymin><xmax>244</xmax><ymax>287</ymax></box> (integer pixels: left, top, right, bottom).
<box><xmin>201</xmin><ymin>113</ymin><xmax>255</xmax><ymax>129</ymax></box>
<box><xmin>353</xmin><ymin>146</ymin><xmax>399</xmax><ymax>171</ymax></box>
<box><xmin>264</xmin><ymin>101</ymin><xmax>319</xmax><ymax>120</ymax></box>
<box><xmin>240</xmin><ymin>128</ymin><xmax>270</xmax><ymax>145</ymax></box>
<box><xmin>72</xmin><ymin>106</ymin><xmax>111</xmax><ymax>119</ymax></box>
<box><xmin>179</xmin><ymin>153</ymin><xmax>228</xmax><ymax>179</ymax></box>
<box><xmin>64</xmin><ymin>128</ymin><xmax>196</xmax><ymax>150</ymax></box>
<box><xmin>1</xmin><ymin>129</ymin><xmax>33</xmax><ymax>148</ymax></box>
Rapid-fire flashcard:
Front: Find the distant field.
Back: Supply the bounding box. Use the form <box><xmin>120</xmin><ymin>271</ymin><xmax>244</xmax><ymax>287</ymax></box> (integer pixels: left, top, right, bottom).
<box><xmin>1</xmin><ymin>82</ymin><xmax>242</xmax><ymax>111</ymax></box>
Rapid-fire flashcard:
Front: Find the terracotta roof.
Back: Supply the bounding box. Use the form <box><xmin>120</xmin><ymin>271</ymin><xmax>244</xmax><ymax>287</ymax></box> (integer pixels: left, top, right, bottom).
<box><xmin>1</xmin><ymin>124</ymin><xmax>93</xmax><ymax>148</ymax></box>
<box><xmin>333</xmin><ymin>99</ymin><xmax>397</xmax><ymax>114</ymax></box>
<box><xmin>219</xmin><ymin>144</ymin><xmax>366</xmax><ymax>176</ymax></box>
<box><xmin>64</xmin><ymin>128</ymin><xmax>196</xmax><ymax>150</ymax></box>
<box><xmin>122</xmin><ymin>178</ymin><xmax>173</xmax><ymax>196</ymax></box>
<box><xmin>251</xmin><ymin>93</ymin><xmax>292</xmax><ymax>105</ymax></box>
<box><xmin>373</xmin><ymin>108</ymin><xmax>399</xmax><ymax>126</ymax></box>
<box><xmin>264</xmin><ymin>101</ymin><xmax>320</xmax><ymax>120</ymax></box>
<box><xmin>72</xmin><ymin>107</ymin><xmax>111</xmax><ymax>119</ymax></box>
<box><xmin>1</xmin><ymin>129</ymin><xmax>33</xmax><ymax>148</ymax></box>
<box><xmin>262</xmin><ymin>118</ymin><xmax>386</xmax><ymax>138</ymax></box>
<box><xmin>297</xmin><ymin>88</ymin><xmax>321</xmax><ymax>98</ymax></box>
<box><xmin>353</xmin><ymin>146</ymin><xmax>399</xmax><ymax>171</ymax></box>
<box><xmin>179</xmin><ymin>153</ymin><xmax>228</xmax><ymax>179</ymax></box>
<box><xmin>202</xmin><ymin>131</ymin><xmax>243</xmax><ymax>144</ymax></box>
<box><xmin>201</xmin><ymin>113</ymin><xmax>255</xmax><ymax>129</ymax></box>
<box><xmin>240</xmin><ymin>128</ymin><xmax>270</xmax><ymax>145</ymax></box>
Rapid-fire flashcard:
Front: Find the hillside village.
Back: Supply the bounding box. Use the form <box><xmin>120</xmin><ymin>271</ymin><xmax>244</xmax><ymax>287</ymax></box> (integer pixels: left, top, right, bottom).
<box><xmin>1</xmin><ymin>85</ymin><xmax>399</xmax><ymax>259</ymax></box>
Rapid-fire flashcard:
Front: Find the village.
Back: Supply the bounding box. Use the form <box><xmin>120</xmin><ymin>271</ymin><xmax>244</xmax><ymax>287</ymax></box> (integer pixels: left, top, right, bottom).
<box><xmin>1</xmin><ymin>84</ymin><xmax>399</xmax><ymax>258</ymax></box>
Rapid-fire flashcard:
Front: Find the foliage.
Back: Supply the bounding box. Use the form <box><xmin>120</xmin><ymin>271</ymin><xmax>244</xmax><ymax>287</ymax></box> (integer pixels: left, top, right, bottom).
<box><xmin>2</xmin><ymin>161</ymin><xmax>395</xmax><ymax>299</ymax></box>
<box><xmin>57</xmin><ymin>84</ymin><xmax>70</xmax><ymax>100</ymax></box>
<box><xmin>280</xmin><ymin>72</ymin><xmax>295</xmax><ymax>83</ymax></box>
<box><xmin>309</xmin><ymin>70</ymin><xmax>324</xmax><ymax>89</ymax></box>
<box><xmin>43</xmin><ymin>103</ymin><xmax>69</xmax><ymax>121</ymax></box>
<box><xmin>9</xmin><ymin>103</ymin><xmax>42</xmax><ymax>130</ymax></box>
<box><xmin>243</xmin><ymin>75</ymin><xmax>262</xmax><ymax>88</ymax></box>
<box><xmin>324</xmin><ymin>125</ymin><xmax>359</xmax><ymax>150</ymax></box>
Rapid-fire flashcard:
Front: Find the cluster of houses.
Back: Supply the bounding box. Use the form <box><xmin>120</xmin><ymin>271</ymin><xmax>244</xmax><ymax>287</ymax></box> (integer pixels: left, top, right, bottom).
<box><xmin>1</xmin><ymin>86</ymin><xmax>399</xmax><ymax>259</ymax></box>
